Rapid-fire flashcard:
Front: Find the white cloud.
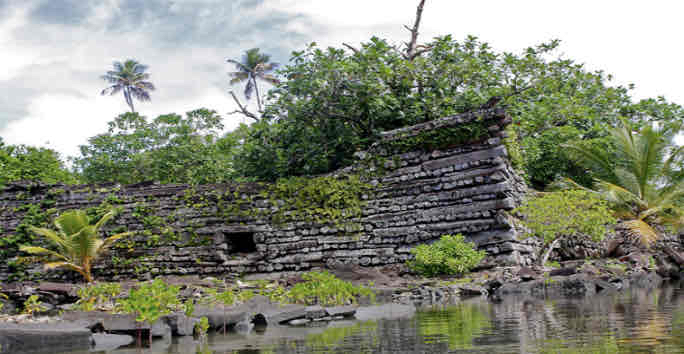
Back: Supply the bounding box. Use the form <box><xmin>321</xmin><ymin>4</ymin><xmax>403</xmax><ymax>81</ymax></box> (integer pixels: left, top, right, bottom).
<box><xmin>2</xmin><ymin>0</ymin><xmax>684</xmax><ymax>160</ymax></box>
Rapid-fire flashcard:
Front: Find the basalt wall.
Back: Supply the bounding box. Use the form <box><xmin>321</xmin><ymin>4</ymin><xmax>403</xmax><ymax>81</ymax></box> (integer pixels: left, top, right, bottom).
<box><xmin>0</xmin><ymin>108</ymin><xmax>532</xmax><ymax>282</ymax></box>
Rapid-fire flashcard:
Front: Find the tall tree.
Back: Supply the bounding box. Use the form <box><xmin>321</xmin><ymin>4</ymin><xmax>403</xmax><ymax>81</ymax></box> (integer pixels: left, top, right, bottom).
<box><xmin>227</xmin><ymin>48</ymin><xmax>279</xmax><ymax>113</ymax></box>
<box><xmin>101</xmin><ymin>59</ymin><xmax>155</xmax><ymax>113</ymax></box>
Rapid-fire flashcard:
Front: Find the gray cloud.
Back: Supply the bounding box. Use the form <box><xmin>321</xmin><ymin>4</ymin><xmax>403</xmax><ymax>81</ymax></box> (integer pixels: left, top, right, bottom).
<box><xmin>0</xmin><ymin>0</ymin><xmax>318</xmax><ymax>134</ymax></box>
<box><xmin>29</xmin><ymin>0</ymin><xmax>95</xmax><ymax>25</ymax></box>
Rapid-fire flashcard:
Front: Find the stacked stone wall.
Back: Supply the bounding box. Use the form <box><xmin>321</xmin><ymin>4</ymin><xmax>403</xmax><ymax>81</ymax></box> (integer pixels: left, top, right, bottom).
<box><xmin>0</xmin><ymin>108</ymin><xmax>532</xmax><ymax>281</ymax></box>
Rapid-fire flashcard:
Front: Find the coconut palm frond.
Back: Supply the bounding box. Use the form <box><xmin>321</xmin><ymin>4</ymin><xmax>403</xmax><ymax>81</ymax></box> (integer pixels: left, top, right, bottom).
<box><xmin>100</xmin><ymin>59</ymin><xmax>154</xmax><ymax>112</ymax></box>
<box><xmin>568</xmin><ymin>117</ymin><xmax>684</xmax><ymax>246</ymax></box>
<box><xmin>20</xmin><ymin>209</ymin><xmax>129</xmax><ymax>282</ymax></box>
<box><xmin>621</xmin><ymin>219</ymin><xmax>658</xmax><ymax>246</ymax></box>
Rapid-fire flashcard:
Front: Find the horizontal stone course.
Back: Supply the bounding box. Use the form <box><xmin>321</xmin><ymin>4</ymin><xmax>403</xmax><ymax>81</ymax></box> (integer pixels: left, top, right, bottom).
<box><xmin>0</xmin><ymin>108</ymin><xmax>533</xmax><ymax>281</ymax></box>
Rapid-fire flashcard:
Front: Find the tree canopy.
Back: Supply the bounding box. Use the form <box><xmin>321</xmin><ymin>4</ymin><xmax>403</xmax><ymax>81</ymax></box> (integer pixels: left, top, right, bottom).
<box><xmin>73</xmin><ymin>109</ymin><xmax>246</xmax><ymax>185</ymax></box>
<box><xmin>233</xmin><ymin>36</ymin><xmax>684</xmax><ymax>185</ymax></box>
<box><xmin>0</xmin><ymin>139</ymin><xmax>78</xmax><ymax>188</ymax></box>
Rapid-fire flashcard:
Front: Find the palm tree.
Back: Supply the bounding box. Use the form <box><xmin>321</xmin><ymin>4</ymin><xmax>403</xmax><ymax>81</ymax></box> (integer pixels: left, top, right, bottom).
<box><xmin>101</xmin><ymin>59</ymin><xmax>155</xmax><ymax>113</ymax></box>
<box><xmin>20</xmin><ymin>209</ymin><xmax>130</xmax><ymax>282</ymax></box>
<box><xmin>566</xmin><ymin>118</ymin><xmax>684</xmax><ymax>245</ymax></box>
<box><xmin>227</xmin><ymin>48</ymin><xmax>279</xmax><ymax>111</ymax></box>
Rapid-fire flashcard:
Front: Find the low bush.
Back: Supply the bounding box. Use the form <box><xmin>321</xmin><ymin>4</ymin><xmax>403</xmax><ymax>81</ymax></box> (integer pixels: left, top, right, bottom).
<box><xmin>286</xmin><ymin>271</ymin><xmax>374</xmax><ymax>306</ymax></box>
<box><xmin>408</xmin><ymin>234</ymin><xmax>486</xmax><ymax>277</ymax></box>
<box><xmin>513</xmin><ymin>190</ymin><xmax>616</xmax><ymax>264</ymax></box>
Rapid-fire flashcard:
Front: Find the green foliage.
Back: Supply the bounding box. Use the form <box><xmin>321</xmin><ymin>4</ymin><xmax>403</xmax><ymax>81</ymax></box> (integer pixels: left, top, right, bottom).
<box><xmin>194</xmin><ymin>317</ymin><xmax>209</xmax><ymax>338</ymax></box>
<box><xmin>379</xmin><ymin>122</ymin><xmax>490</xmax><ymax>155</ymax></box>
<box><xmin>75</xmin><ymin>282</ymin><xmax>121</xmax><ymax>311</ymax></box>
<box><xmin>514</xmin><ymin>190</ymin><xmax>616</xmax><ymax>246</ymax></box>
<box><xmin>286</xmin><ymin>271</ymin><xmax>374</xmax><ymax>306</ymax></box>
<box><xmin>408</xmin><ymin>234</ymin><xmax>486</xmax><ymax>277</ymax></box>
<box><xmin>0</xmin><ymin>293</ymin><xmax>7</xmax><ymax>312</ymax></box>
<box><xmin>19</xmin><ymin>209</ymin><xmax>130</xmax><ymax>282</ymax></box>
<box><xmin>266</xmin><ymin>175</ymin><xmax>372</xmax><ymax>226</ymax></box>
<box><xmin>236</xmin><ymin>36</ymin><xmax>683</xmax><ymax>185</ymax></box>
<box><xmin>566</xmin><ymin>118</ymin><xmax>684</xmax><ymax>244</ymax></box>
<box><xmin>22</xmin><ymin>295</ymin><xmax>47</xmax><ymax>316</ymax></box>
<box><xmin>182</xmin><ymin>299</ymin><xmax>195</xmax><ymax>317</ymax></box>
<box><xmin>74</xmin><ymin>110</ymin><xmax>243</xmax><ymax>185</ymax></box>
<box><xmin>0</xmin><ymin>141</ymin><xmax>79</xmax><ymax>188</ymax></box>
<box><xmin>117</xmin><ymin>279</ymin><xmax>180</xmax><ymax>325</ymax></box>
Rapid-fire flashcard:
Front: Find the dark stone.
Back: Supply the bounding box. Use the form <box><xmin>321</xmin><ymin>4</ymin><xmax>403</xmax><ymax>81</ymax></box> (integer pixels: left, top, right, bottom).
<box><xmin>549</xmin><ymin>267</ymin><xmax>577</xmax><ymax>276</ymax></box>
<box><xmin>91</xmin><ymin>333</ymin><xmax>134</xmax><ymax>351</ymax></box>
<box><xmin>0</xmin><ymin>323</ymin><xmax>91</xmax><ymax>354</ymax></box>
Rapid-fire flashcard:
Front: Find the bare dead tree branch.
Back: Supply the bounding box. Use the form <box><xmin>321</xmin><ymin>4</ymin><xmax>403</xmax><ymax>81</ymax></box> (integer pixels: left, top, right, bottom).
<box><xmin>342</xmin><ymin>43</ymin><xmax>360</xmax><ymax>54</ymax></box>
<box><xmin>228</xmin><ymin>90</ymin><xmax>259</xmax><ymax>121</ymax></box>
<box><xmin>403</xmin><ymin>0</ymin><xmax>429</xmax><ymax>60</ymax></box>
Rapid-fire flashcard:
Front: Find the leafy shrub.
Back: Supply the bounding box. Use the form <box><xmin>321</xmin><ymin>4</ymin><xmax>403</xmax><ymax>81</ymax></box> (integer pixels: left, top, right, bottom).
<box><xmin>22</xmin><ymin>295</ymin><xmax>47</xmax><ymax>315</ymax></box>
<box><xmin>75</xmin><ymin>282</ymin><xmax>121</xmax><ymax>311</ymax></box>
<box><xmin>514</xmin><ymin>190</ymin><xmax>616</xmax><ymax>264</ymax></box>
<box><xmin>118</xmin><ymin>279</ymin><xmax>180</xmax><ymax>325</ymax></box>
<box><xmin>514</xmin><ymin>190</ymin><xmax>616</xmax><ymax>245</ymax></box>
<box><xmin>286</xmin><ymin>271</ymin><xmax>374</xmax><ymax>306</ymax></box>
<box><xmin>408</xmin><ymin>234</ymin><xmax>486</xmax><ymax>277</ymax></box>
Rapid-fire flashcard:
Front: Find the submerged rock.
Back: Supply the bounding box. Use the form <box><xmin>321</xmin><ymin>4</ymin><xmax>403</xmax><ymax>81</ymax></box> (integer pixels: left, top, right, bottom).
<box><xmin>0</xmin><ymin>322</ymin><xmax>91</xmax><ymax>354</ymax></box>
<box><xmin>91</xmin><ymin>333</ymin><xmax>134</xmax><ymax>351</ymax></box>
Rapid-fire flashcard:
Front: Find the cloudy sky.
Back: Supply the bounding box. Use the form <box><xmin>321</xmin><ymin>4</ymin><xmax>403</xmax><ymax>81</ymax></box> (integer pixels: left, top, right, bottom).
<box><xmin>1</xmin><ymin>0</ymin><xmax>683</xmax><ymax>159</ymax></box>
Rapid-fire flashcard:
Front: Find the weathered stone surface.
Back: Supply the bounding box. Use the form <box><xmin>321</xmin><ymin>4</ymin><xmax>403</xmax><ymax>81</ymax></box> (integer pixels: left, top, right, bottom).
<box><xmin>91</xmin><ymin>333</ymin><xmax>134</xmax><ymax>351</ymax></box>
<box><xmin>0</xmin><ymin>323</ymin><xmax>92</xmax><ymax>354</ymax></box>
<box><xmin>0</xmin><ymin>108</ymin><xmax>532</xmax><ymax>281</ymax></box>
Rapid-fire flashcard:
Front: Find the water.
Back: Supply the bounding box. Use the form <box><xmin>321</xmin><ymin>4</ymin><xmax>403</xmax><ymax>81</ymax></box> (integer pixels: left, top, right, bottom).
<box><xmin>76</xmin><ymin>281</ymin><xmax>684</xmax><ymax>353</ymax></box>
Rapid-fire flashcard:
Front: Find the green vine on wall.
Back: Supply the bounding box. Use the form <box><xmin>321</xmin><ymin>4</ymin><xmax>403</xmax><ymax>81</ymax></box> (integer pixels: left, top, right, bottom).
<box><xmin>378</xmin><ymin>121</ymin><xmax>490</xmax><ymax>155</ymax></box>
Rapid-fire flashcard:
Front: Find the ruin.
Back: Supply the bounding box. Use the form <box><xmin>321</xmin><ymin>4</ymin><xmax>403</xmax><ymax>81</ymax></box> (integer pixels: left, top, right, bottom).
<box><xmin>0</xmin><ymin>108</ymin><xmax>533</xmax><ymax>281</ymax></box>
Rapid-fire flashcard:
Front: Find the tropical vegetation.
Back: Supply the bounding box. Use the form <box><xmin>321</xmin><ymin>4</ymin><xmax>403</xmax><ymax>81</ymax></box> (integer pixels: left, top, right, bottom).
<box><xmin>566</xmin><ymin>118</ymin><xmax>684</xmax><ymax>244</ymax></box>
<box><xmin>514</xmin><ymin>190</ymin><xmax>616</xmax><ymax>264</ymax></box>
<box><xmin>227</xmin><ymin>48</ymin><xmax>279</xmax><ymax>113</ymax></box>
<box><xmin>408</xmin><ymin>234</ymin><xmax>486</xmax><ymax>277</ymax></box>
<box><xmin>101</xmin><ymin>59</ymin><xmax>155</xmax><ymax>113</ymax></box>
<box><xmin>19</xmin><ymin>209</ymin><xmax>130</xmax><ymax>283</ymax></box>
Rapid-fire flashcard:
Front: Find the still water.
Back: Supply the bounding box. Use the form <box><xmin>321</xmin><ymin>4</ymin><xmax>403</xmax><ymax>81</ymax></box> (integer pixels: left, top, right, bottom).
<box><xmin>83</xmin><ymin>281</ymin><xmax>683</xmax><ymax>354</ymax></box>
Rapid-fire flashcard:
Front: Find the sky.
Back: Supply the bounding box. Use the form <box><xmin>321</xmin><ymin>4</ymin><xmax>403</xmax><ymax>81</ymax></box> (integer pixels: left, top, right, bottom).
<box><xmin>1</xmin><ymin>0</ymin><xmax>683</xmax><ymax>159</ymax></box>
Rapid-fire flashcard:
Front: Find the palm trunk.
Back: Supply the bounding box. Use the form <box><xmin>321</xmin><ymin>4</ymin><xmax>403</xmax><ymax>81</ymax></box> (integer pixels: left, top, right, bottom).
<box><xmin>253</xmin><ymin>77</ymin><xmax>262</xmax><ymax>112</ymax></box>
<box><xmin>124</xmin><ymin>87</ymin><xmax>135</xmax><ymax>113</ymax></box>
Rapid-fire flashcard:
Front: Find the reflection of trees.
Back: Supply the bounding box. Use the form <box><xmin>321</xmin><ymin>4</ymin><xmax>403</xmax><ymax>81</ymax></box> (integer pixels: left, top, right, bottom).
<box><xmin>498</xmin><ymin>284</ymin><xmax>684</xmax><ymax>353</ymax></box>
<box><xmin>305</xmin><ymin>321</ymin><xmax>378</xmax><ymax>351</ymax></box>
<box><xmin>417</xmin><ymin>303</ymin><xmax>491</xmax><ymax>350</ymax></box>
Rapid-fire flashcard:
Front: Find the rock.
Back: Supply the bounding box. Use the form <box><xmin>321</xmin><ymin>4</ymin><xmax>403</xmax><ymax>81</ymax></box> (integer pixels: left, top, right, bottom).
<box><xmin>193</xmin><ymin>306</ymin><xmax>250</xmax><ymax>331</ymax></box>
<box><xmin>91</xmin><ymin>333</ymin><xmax>134</xmax><ymax>351</ymax></box>
<box><xmin>0</xmin><ymin>322</ymin><xmax>91</xmax><ymax>354</ymax></box>
<box><xmin>233</xmin><ymin>319</ymin><xmax>253</xmax><ymax>334</ymax></box>
<box><xmin>260</xmin><ymin>304</ymin><xmax>308</xmax><ymax>325</ymax></box>
<box><xmin>288</xmin><ymin>318</ymin><xmax>311</xmax><ymax>326</ymax></box>
<box><xmin>549</xmin><ymin>267</ymin><xmax>577</xmax><ymax>276</ymax></box>
<box><xmin>457</xmin><ymin>284</ymin><xmax>487</xmax><ymax>297</ymax></box>
<box><xmin>305</xmin><ymin>305</ymin><xmax>328</xmax><ymax>320</ymax></box>
<box><xmin>663</xmin><ymin>246</ymin><xmax>684</xmax><ymax>267</ymax></box>
<box><xmin>163</xmin><ymin>313</ymin><xmax>198</xmax><ymax>336</ymax></box>
<box><xmin>324</xmin><ymin>305</ymin><xmax>357</xmax><ymax>318</ymax></box>
<box><xmin>518</xmin><ymin>267</ymin><xmax>537</xmax><ymax>281</ymax></box>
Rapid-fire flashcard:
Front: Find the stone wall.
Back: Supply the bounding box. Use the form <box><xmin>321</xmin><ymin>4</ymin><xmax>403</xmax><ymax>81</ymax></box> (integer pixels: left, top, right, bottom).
<box><xmin>0</xmin><ymin>108</ymin><xmax>532</xmax><ymax>281</ymax></box>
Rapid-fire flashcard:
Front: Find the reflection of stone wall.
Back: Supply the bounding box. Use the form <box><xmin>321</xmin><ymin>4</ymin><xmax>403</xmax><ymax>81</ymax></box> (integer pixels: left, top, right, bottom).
<box><xmin>0</xmin><ymin>108</ymin><xmax>532</xmax><ymax>281</ymax></box>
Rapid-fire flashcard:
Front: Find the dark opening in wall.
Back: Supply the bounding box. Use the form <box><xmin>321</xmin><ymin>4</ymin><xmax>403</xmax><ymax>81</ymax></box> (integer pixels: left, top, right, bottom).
<box><xmin>225</xmin><ymin>232</ymin><xmax>257</xmax><ymax>254</ymax></box>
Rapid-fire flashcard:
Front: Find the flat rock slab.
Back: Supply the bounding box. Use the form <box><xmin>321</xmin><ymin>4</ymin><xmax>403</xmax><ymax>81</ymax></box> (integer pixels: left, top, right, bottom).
<box><xmin>324</xmin><ymin>305</ymin><xmax>358</xmax><ymax>318</ymax></box>
<box><xmin>60</xmin><ymin>311</ymin><xmax>171</xmax><ymax>337</ymax></box>
<box><xmin>91</xmin><ymin>333</ymin><xmax>134</xmax><ymax>351</ymax></box>
<box><xmin>0</xmin><ymin>322</ymin><xmax>91</xmax><ymax>354</ymax></box>
<box><xmin>194</xmin><ymin>306</ymin><xmax>250</xmax><ymax>331</ymax></box>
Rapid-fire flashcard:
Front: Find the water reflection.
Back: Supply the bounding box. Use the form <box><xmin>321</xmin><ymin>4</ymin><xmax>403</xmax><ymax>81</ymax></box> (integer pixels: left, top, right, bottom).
<box><xmin>74</xmin><ymin>281</ymin><xmax>684</xmax><ymax>354</ymax></box>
